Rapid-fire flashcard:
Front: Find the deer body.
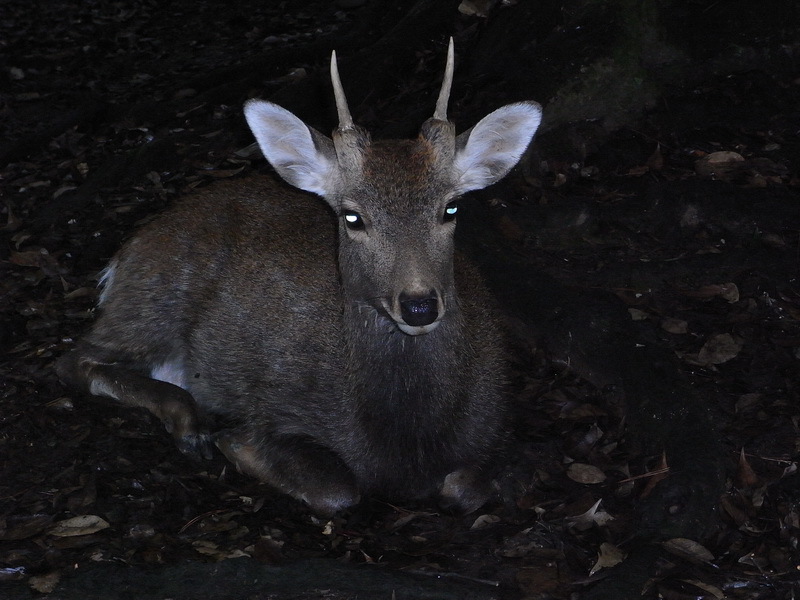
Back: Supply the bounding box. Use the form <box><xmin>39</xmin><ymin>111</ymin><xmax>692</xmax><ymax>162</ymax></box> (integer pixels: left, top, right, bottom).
<box><xmin>57</xmin><ymin>44</ymin><xmax>542</xmax><ymax>515</ymax></box>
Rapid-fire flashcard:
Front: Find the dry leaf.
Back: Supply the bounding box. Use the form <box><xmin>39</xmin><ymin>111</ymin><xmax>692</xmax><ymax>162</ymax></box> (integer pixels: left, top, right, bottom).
<box><xmin>639</xmin><ymin>453</ymin><xmax>670</xmax><ymax>498</ymax></box>
<box><xmin>662</xmin><ymin>537</ymin><xmax>715</xmax><ymax>564</ymax></box>
<box><xmin>204</xmin><ymin>166</ymin><xmax>246</xmax><ymax>179</ymax></box>
<box><xmin>697</xmin><ymin>333</ymin><xmax>743</xmax><ymax>365</ymax></box>
<box><xmin>567</xmin><ymin>499</ymin><xmax>614</xmax><ymax>531</ymax></box>
<box><xmin>686</xmin><ymin>580</ymin><xmax>725</xmax><ymax>598</ymax></box>
<box><xmin>717</xmin><ymin>283</ymin><xmax>740</xmax><ymax>303</ymax></box>
<box><xmin>29</xmin><ymin>571</ymin><xmax>60</xmax><ymax>594</ymax></box>
<box><xmin>562</xmin><ymin>403</ymin><xmax>607</xmax><ymax>420</ymax></box>
<box><xmin>735</xmin><ymin>393</ymin><xmax>762</xmax><ymax>413</ymax></box>
<box><xmin>661</xmin><ymin>318</ymin><xmax>688</xmax><ymax>334</ymax></box>
<box><xmin>567</xmin><ymin>463</ymin><xmax>606</xmax><ymax>484</ymax></box>
<box><xmin>736</xmin><ymin>449</ymin><xmax>761</xmax><ymax>488</ymax></box>
<box><xmin>9</xmin><ymin>249</ymin><xmax>50</xmax><ymax>267</ymax></box>
<box><xmin>0</xmin><ymin>514</ymin><xmax>53</xmax><ymax>541</ymax></box>
<box><xmin>589</xmin><ymin>542</ymin><xmax>626</xmax><ymax>575</ymax></box>
<box><xmin>628</xmin><ymin>308</ymin><xmax>649</xmax><ymax>321</ymax></box>
<box><xmin>498</xmin><ymin>528</ymin><xmax>540</xmax><ymax>557</ymax></box>
<box><xmin>389</xmin><ymin>510</ymin><xmax>436</xmax><ymax>530</ymax></box>
<box><xmin>695</xmin><ymin>151</ymin><xmax>745</xmax><ymax>179</ymax></box>
<box><xmin>680</xmin><ymin>283</ymin><xmax>739</xmax><ymax>302</ymax></box>
<box><xmin>0</xmin><ymin>567</ymin><xmax>26</xmax><ymax>582</ymax></box>
<box><xmin>704</xmin><ymin>150</ymin><xmax>745</xmax><ymax>164</ymax></box>
<box><xmin>192</xmin><ymin>540</ymin><xmax>250</xmax><ymax>560</ymax></box>
<box><xmin>516</xmin><ymin>564</ymin><xmax>565</xmax><ymax>596</ymax></box>
<box><xmin>720</xmin><ymin>494</ymin><xmax>750</xmax><ymax>527</ymax></box>
<box><xmin>458</xmin><ymin>0</ymin><xmax>498</xmax><ymax>17</ymax></box>
<box><xmin>49</xmin><ymin>515</ymin><xmax>110</xmax><ymax>537</ymax></box>
<box><xmin>470</xmin><ymin>514</ymin><xmax>501</xmax><ymax>530</ymax></box>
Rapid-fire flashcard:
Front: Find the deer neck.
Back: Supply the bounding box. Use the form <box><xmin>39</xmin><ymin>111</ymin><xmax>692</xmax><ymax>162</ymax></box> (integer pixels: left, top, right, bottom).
<box><xmin>343</xmin><ymin>299</ymin><xmax>467</xmax><ymax>409</ymax></box>
<box><xmin>341</xmin><ymin>299</ymin><xmax>470</xmax><ymax>490</ymax></box>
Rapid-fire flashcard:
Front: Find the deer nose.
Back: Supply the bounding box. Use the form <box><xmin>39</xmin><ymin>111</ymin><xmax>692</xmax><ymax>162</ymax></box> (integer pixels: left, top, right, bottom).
<box><xmin>399</xmin><ymin>292</ymin><xmax>439</xmax><ymax>327</ymax></box>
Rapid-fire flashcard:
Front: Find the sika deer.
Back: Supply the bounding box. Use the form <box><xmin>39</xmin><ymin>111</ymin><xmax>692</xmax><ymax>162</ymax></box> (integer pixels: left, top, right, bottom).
<box><xmin>57</xmin><ymin>41</ymin><xmax>542</xmax><ymax>515</ymax></box>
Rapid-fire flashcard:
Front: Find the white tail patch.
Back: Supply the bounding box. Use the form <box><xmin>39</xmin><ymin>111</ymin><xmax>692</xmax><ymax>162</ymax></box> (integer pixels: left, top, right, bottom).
<box><xmin>151</xmin><ymin>359</ymin><xmax>188</xmax><ymax>390</ymax></box>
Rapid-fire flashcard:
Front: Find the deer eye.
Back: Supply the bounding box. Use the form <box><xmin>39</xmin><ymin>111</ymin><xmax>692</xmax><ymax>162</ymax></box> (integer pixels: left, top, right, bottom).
<box><xmin>343</xmin><ymin>210</ymin><xmax>365</xmax><ymax>231</ymax></box>
<box><xmin>443</xmin><ymin>201</ymin><xmax>459</xmax><ymax>223</ymax></box>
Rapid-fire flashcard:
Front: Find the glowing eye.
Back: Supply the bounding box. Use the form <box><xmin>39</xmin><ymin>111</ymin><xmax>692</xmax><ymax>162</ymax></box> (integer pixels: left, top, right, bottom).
<box><xmin>443</xmin><ymin>202</ymin><xmax>458</xmax><ymax>222</ymax></box>
<box><xmin>343</xmin><ymin>210</ymin><xmax>365</xmax><ymax>230</ymax></box>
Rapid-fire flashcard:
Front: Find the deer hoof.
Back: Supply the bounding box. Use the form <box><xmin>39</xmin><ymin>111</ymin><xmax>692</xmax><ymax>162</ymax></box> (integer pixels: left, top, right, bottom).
<box><xmin>176</xmin><ymin>431</ymin><xmax>214</xmax><ymax>460</ymax></box>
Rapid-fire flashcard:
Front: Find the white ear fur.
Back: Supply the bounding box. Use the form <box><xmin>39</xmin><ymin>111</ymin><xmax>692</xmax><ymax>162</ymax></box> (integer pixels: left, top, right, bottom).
<box><xmin>244</xmin><ymin>100</ymin><xmax>336</xmax><ymax>197</ymax></box>
<box><xmin>453</xmin><ymin>101</ymin><xmax>542</xmax><ymax>194</ymax></box>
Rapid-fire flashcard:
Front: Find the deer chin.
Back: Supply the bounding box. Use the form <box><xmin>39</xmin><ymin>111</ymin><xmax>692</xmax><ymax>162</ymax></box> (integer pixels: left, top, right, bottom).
<box><xmin>397</xmin><ymin>320</ymin><xmax>441</xmax><ymax>336</ymax></box>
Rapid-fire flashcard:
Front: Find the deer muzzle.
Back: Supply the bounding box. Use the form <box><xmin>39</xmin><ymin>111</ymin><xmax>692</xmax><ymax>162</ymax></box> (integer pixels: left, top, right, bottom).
<box><xmin>395</xmin><ymin>290</ymin><xmax>442</xmax><ymax>336</ymax></box>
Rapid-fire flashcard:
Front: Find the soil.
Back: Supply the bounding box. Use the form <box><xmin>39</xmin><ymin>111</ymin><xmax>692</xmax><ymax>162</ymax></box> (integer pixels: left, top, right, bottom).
<box><xmin>1</xmin><ymin>1</ymin><xmax>799</xmax><ymax>599</ymax></box>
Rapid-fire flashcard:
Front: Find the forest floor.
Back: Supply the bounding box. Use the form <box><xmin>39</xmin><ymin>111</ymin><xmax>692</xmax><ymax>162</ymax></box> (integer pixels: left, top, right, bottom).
<box><xmin>1</xmin><ymin>1</ymin><xmax>799</xmax><ymax>599</ymax></box>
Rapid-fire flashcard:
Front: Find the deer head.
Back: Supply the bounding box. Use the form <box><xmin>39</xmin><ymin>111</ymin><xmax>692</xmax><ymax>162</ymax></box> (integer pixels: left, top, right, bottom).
<box><xmin>243</xmin><ymin>40</ymin><xmax>541</xmax><ymax>335</ymax></box>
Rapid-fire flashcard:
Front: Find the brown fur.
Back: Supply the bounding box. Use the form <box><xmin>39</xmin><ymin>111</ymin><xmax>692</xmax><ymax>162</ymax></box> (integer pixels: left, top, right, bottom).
<box><xmin>57</xmin><ymin>62</ymin><xmax>541</xmax><ymax>515</ymax></box>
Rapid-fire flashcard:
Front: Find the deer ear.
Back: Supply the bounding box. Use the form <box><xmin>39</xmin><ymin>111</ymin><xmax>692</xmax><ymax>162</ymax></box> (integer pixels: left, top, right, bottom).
<box><xmin>453</xmin><ymin>101</ymin><xmax>542</xmax><ymax>194</ymax></box>
<box><xmin>244</xmin><ymin>100</ymin><xmax>338</xmax><ymax>197</ymax></box>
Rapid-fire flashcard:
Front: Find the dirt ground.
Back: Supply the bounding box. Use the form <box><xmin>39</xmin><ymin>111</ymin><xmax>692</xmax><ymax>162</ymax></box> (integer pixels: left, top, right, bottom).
<box><xmin>1</xmin><ymin>1</ymin><xmax>799</xmax><ymax>599</ymax></box>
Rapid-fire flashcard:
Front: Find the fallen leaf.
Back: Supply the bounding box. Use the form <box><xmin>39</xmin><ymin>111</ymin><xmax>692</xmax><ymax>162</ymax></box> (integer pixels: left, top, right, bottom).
<box><xmin>697</xmin><ymin>333</ymin><xmax>743</xmax><ymax>365</ymax></box>
<box><xmin>735</xmin><ymin>393</ymin><xmax>762</xmax><ymax>413</ymax></box>
<box><xmin>0</xmin><ymin>567</ymin><xmax>26</xmax><ymax>582</ymax></box>
<box><xmin>0</xmin><ymin>514</ymin><xmax>53</xmax><ymax>541</ymax></box>
<box><xmin>49</xmin><ymin>515</ymin><xmax>110</xmax><ymax>537</ymax></box>
<box><xmin>679</xmin><ymin>283</ymin><xmax>739</xmax><ymax>303</ymax></box>
<box><xmin>695</xmin><ymin>151</ymin><xmax>746</xmax><ymax>179</ymax></box>
<box><xmin>678</xmin><ymin>579</ymin><xmax>724</xmax><ymax>598</ymax></box>
<box><xmin>567</xmin><ymin>462</ymin><xmax>606</xmax><ymax>484</ymax></box>
<box><xmin>458</xmin><ymin>0</ymin><xmax>497</xmax><ymax>17</ymax></box>
<box><xmin>29</xmin><ymin>571</ymin><xmax>60</xmax><ymax>594</ymax></box>
<box><xmin>470</xmin><ymin>514</ymin><xmax>501</xmax><ymax>530</ymax></box>
<box><xmin>516</xmin><ymin>564</ymin><xmax>565</xmax><ymax>596</ymax></box>
<box><xmin>567</xmin><ymin>499</ymin><xmax>614</xmax><ymax>531</ymax></box>
<box><xmin>720</xmin><ymin>493</ymin><xmax>750</xmax><ymax>527</ymax></box>
<box><xmin>9</xmin><ymin>249</ymin><xmax>51</xmax><ymax>268</ymax></box>
<box><xmin>639</xmin><ymin>453</ymin><xmax>670</xmax><ymax>498</ymax></box>
<box><xmin>498</xmin><ymin>528</ymin><xmax>541</xmax><ymax>557</ymax></box>
<box><xmin>735</xmin><ymin>449</ymin><xmax>761</xmax><ymax>488</ymax></box>
<box><xmin>389</xmin><ymin>509</ymin><xmax>436</xmax><ymax>530</ymax></box>
<box><xmin>704</xmin><ymin>150</ymin><xmax>745</xmax><ymax>164</ymax></box>
<box><xmin>661</xmin><ymin>317</ymin><xmax>688</xmax><ymax>334</ymax></box>
<box><xmin>203</xmin><ymin>166</ymin><xmax>246</xmax><ymax>179</ymax></box>
<box><xmin>662</xmin><ymin>537</ymin><xmax>715</xmax><ymax>564</ymax></box>
<box><xmin>589</xmin><ymin>542</ymin><xmax>626</xmax><ymax>575</ymax></box>
<box><xmin>192</xmin><ymin>539</ymin><xmax>249</xmax><ymax>560</ymax></box>
<box><xmin>628</xmin><ymin>308</ymin><xmax>649</xmax><ymax>321</ymax></box>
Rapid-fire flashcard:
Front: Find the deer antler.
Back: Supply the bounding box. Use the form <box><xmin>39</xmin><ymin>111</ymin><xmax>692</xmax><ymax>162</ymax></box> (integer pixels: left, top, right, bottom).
<box><xmin>433</xmin><ymin>37</ymin><xmax>455</xmax><ymax>122</ymax></box>
<box><xmin>330</xmin><ymin>51</ymin><xmax>355</xmax><ymax>131</ymax></box>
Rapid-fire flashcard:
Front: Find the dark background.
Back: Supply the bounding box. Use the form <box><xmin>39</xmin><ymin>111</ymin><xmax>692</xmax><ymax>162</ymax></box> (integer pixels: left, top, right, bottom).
<box><xmin>1</xmin><ymin>1</ymin><xmax>799</xmax><ymax>598</ymax></box>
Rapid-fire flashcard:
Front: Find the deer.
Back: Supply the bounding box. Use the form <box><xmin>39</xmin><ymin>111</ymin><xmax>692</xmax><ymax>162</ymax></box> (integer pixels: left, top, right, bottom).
<box><xmin>56</xmin><ymin>40</ymin><xmax>542</xmax><ymax>516</ymax></box>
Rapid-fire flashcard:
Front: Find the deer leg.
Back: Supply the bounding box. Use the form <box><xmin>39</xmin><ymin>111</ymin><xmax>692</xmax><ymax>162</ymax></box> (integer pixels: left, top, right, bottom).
<box><xmin>56</xmin><ymin>351</ymin><xmax>213</xmax><ymax>459</ymax></box>
<box><xmin>215</xmin><ymin>430</ymin><xmax>360</xmax><ymax>516</ymax></box>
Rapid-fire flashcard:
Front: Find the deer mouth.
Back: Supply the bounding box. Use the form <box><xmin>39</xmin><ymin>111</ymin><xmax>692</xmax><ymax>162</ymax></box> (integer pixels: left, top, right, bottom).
<box><xmin>397</xmin><ymin>320</ymin><xmax>441</xmax><ymax>336</ymax></box>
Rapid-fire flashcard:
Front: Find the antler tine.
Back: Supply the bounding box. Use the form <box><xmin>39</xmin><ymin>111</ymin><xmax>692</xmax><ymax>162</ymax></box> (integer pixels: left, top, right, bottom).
<box><xmin>330</xmin><ymin>51</ymin><xmax>354</xmax><ymax>131</ymax></box>
<box><xmin>433</xmin><ymin>37</ymin><xmax>455</xmax><ymax>122</ymax></box>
